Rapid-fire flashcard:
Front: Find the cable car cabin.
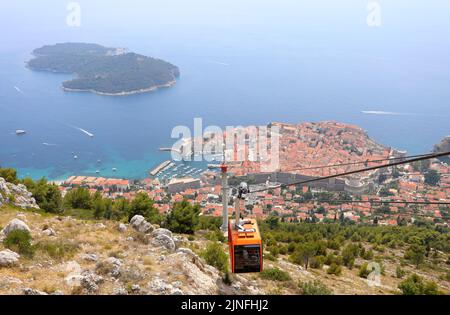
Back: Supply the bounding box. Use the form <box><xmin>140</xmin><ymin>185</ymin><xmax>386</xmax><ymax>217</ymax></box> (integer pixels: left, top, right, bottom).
<box><xmin>228</xmin><ymin>219</ymin><xmax>263</xmax><ymax>273</ymax></box>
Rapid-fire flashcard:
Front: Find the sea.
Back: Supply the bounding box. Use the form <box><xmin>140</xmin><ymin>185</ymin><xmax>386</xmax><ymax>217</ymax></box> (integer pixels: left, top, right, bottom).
<box><xmin>0</xmin><ymin>0</ymin><xmax>449</xmax><ymax>180</ymax></box>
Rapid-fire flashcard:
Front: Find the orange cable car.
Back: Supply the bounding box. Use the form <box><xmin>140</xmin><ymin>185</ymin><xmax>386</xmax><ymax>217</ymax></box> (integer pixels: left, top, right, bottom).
<box><xmin>228</xmin><ymin>218</ymin><xmax>263</xmax><ymax>273</ymax></box>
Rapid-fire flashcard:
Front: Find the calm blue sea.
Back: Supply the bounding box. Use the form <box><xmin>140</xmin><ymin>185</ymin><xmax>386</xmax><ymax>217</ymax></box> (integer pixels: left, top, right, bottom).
<box><xmin>0</xmin><ymin>1</ymin><xmax>449</xmax><ymax>180</ymax></box>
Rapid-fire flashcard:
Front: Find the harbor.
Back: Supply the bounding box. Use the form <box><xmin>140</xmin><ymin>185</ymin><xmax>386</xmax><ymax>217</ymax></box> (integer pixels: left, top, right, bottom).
<box><xmin>149</xmin><ymin>160</ymin><xmax>172</xmax><ymax>177</ymax></box>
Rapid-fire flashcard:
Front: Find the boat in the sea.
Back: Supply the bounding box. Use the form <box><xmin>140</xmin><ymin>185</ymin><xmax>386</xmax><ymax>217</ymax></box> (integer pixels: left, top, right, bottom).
<box><xmin>112</xmin><ymin>167</ymin><xmax>117</xmax><ymax>172</ymax></box>
<box><xmin>16</xmin><ymin>130</ymin><xmax>26</xmax><ymax>135</ymax></box>
<box><xmin>73</xmin><ymin>155</ymin><xmax>78</xmax><ymax>159</ymax></box>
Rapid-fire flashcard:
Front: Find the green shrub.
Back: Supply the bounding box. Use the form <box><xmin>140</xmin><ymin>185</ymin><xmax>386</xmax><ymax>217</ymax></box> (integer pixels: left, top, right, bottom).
<box><xmin>327</xmin><ymin>263</ymin><xmax>342</xmax><ymax>276</ymax></box>
<box><xmin>201</xmin><ymin>242</ymin><xmax>228</xmax><ymax>274</ymax></box>
<box><xmin>260</xmin><ymin>268</ymin><xmax>291</xmax><ymax>281</ymax></box>
<box><xmin>404</xmin><ymin>244</ymin><xmax>426</xmax><ymax>268</ymax></box>
<box><xmin>398</xmin><ymin>274</ymin><xmax>440</xmax><ymax>295</ymax></box>
<box><xmin>128</xmin><ymin>192</ymin><xmax>160</xmax><ymax>223</ymax></box>
<box><xmin>35</xmin><ymin>240</ymin><xmax>79</xmax><ymax>260</ymax></box>
<box><xmin>3</xmin><ymin>230</ymin><xmax>34</xmax><ymax>258</ymax></box>
<box><xmin>63</xmin><ymin>187</ymin><xmax>92</xmax><ymax>210</ymax></box>
<box><xmin>22</xmin><ymin>178</ymin><xmax>62</xmax><ymax>213</ymax></box>
<box><xmin>358</xmin><ymin>262</ymin><xmax>371</xmax><ymax>278</ymax></box>
<box><xmin>165</xmin><ymin>199</ymin><xmax>200</xmax><ymax>234</ymax></box>
<box><xmin>299</xmin><ymin>280</ymin><xmax>332</xmax><ymax>295</ymax></box>
<box><xmin>0</xmin><ymin>168</ymin><xmax>19</xmax><ymax>184</ymax></box>
<box><xmin>310</xmin><ymin>255</ymin><xmax>325</xmax><ymax>269</ymax></box>
<box><xmin>264</xmin><ymin>253</ymin><xmax>277</xmax><ymax>261</ymax></box>
<box><xmin>362</xmin><ymin>249</ymin><xmax>374</xmax><ymax>260</ymax></box>
<box><xmin>396</xmin><ymin>266</ymin><xmax>406</xmax><ymax>279</ymax></box>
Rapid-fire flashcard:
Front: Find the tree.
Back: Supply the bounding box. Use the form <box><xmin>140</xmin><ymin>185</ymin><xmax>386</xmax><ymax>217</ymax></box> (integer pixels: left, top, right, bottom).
<box><xmin>166</xmin><ymin>199</ymin><xmax>200</xmax><ymax>234</ymax></box>
<box><xmin>111</xmin><ymin>198</ymin><xmax>130</xmax><ymax>220</ymax></box>
<box><xmin>398</xmin><ymin>274</ymin><xmax>439</xmax><ymax>295</ymax></box>
<box><xmin>0</xmin><ymin>168</ymin><xmax>19</xmax><ymax>184</ymax></box>
<box><xmin>92</xmin><ymin>191</ymin><xmax>106</xmax><ymax>219</ymax></box>
<box><xmin>342</xmin><ymin>244</ymin><xmax>360</xmax><ymax>269</ymax></box>
<box><xmin>424</xmin><ymin>170</ymin><xmax>440</xmax><ymax>186</ymax></box>
<box><xmin>291</xmin><ymin>241</ymin><xmax>317</xmax><ymax>269</ymax></box>
<box><xmin>266</xmin><ymin>216</ymin><xmax>279</xmax><ymax>230</ymax></box>
<box><xmin>64</xmin><ymin>187</ymin><xmax>92</xmax><ymax>209</ymax></box>
<box><xmin>405</xmin><ymin>244</ymin><xmax>426</xmax><ymax>268</ymax></box>
<box><xmin>128</xmin><ymin>192</ymin><xmax>158</xmax><ymax>222</ymax></box>
<box><xmin>23</xmin><ymin>178</ymin><xmax>62</xmax><ymax>213</ymax></box>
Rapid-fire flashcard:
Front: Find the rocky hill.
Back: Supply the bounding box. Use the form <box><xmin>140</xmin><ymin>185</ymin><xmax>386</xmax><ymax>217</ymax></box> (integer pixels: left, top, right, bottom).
<box><xmin>0</xmin><ymin>177</ymin><xmax>448</xmax><ymax>295</ymax></box>
<box><xmin>0</xmin><ymin>178</ymin><xmax>39</xmax><ymax>210</ymax></box>
<box><xmin>1</xmin><ymin>205</ymin><xmax>448</xmax><ymax>295</ymax></box>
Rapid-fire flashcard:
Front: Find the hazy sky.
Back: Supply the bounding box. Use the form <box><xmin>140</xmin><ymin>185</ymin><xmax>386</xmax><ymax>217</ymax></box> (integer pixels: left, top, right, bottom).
<box><xmin>1</xmin><ymin>0</ymin><xmax>449</xmax><ymax>53</ymax></box>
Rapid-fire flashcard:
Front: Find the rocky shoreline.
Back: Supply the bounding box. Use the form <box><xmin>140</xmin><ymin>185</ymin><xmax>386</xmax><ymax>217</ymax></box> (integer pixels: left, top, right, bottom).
<box><xmin>61</xmin><ymin>79</ymin><xmax>177</xmax><ymax>96</ymax></box>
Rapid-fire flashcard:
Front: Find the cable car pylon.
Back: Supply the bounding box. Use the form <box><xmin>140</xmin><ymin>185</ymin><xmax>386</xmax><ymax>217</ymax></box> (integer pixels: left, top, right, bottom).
<box><xmin>208</xmin><ymin>159</ymin><xmax>263</xmax><ymax>273</ymax></box>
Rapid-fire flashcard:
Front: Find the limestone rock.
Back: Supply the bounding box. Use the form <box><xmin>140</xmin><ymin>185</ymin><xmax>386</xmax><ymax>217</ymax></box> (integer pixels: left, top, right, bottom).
<box><xmin>42</xmin><ymin>228</ymin><xmax>56</xmax><ymax>236</ymax></box>
<box><xmin>81</xmin><ymin>253</ymin><xmax>98</xmax><ymax>262</ymax></box>
<box><xmin>0</xmin><ymin>249</ymin><xmax>20</xmax><ymax>267</ymax></box>
<box><xmin>80</xmin><ymin>271</ymin><xmax>103</xmax><ymax>293</ymax></box>
<box><xmin>96</xmin><ymin>257</ymin><xmax>122</xmax><ymax>278</ymax></box>
<box><xmin>151</xmin><ymin>234</ymin><xmax>176</xmax><ymax>252</ymax></box>
<box><xmin>130</xmin><ymin>215</ymin><xmax>153</xmax><ymax>233</ymax></box>
<box><xmin>23</xmin><ymin>288</ymin><xmax>48</xmax><ymax>295</ymax></box>
<box><xmin>117</xmin><ymin>223</ymin><xmax>127</xmax><ymax>233</ymax></box>
<box><xmin>0</xmin><ymin>178</ymin><xmax>39</xmax><ymax>209</ymax></box>
<box><xmin>1</xmin><ymin>219</ymin><xmax>31</xmax><ymax>237</ymax></box>
<box><xmin>152</xmin><ymin>228</ymin><xmax>173</xmax><ymax>238</ymax></box>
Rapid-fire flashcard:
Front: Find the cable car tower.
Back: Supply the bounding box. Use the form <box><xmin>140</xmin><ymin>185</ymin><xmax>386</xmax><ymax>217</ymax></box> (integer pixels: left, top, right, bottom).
<box><xmin>207</xmin><ymin>157</ymin><xmax>263</xmax><ymax>273</ymax></box>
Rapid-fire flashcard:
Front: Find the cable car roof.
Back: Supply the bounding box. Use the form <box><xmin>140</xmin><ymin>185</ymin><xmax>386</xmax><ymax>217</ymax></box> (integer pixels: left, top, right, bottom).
<box><xmin>229</xmin><ymin>219</ymin><xmax>262</xmax><ymax>245</ymax></box>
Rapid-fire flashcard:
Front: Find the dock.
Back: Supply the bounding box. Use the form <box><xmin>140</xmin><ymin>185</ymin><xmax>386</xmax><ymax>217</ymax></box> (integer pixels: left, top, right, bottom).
<box><xmin>150</xmin><ymin>160</ymin><xmax>172</xmax><ymax>177</ymax></box>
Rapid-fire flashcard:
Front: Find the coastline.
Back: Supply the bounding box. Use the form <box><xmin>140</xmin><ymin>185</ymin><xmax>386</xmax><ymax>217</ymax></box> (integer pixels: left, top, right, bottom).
<box><xmin>61</xmin><ymin>79</ymin><xmax>177</xmax><ymax>96</ymax></box>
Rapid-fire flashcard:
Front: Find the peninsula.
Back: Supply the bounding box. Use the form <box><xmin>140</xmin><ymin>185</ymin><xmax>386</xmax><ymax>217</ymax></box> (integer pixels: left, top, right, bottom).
<box><xmin>27</xmin><ymin>43</ymin><xmax>180</xmax><ymax>96</ymax></box>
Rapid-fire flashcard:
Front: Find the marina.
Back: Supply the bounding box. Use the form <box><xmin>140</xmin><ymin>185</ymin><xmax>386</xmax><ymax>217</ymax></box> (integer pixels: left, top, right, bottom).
<box><xmin>149</xmin><ymin>160</ymin><xmax>172</xmax><ymax>177</ymax></box>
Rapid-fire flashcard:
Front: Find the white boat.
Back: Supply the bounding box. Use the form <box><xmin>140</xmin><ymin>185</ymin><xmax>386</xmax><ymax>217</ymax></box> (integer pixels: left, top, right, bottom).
<box><xmin>112</xmin><ymin>168</ymin><xmax>117</xmax><ymax>172</ymax></box>
<box><xmin>95</xmin><ymin>170</ymin><xmax>100</xmax><ymax>174</ymax></box>
<box><xmin>15</xmin><ymin>130</ymin><xmax>26</xmax><ymax>135</ymax></box>
<box><xmin>73</xmin><ymin>155</ymin><xmax>78</xmax><ymax>159</ymax></box>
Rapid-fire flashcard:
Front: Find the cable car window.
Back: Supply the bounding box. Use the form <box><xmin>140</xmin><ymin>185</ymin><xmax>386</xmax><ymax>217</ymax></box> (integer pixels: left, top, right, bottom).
<box><xmin>233</xmin><ymin>244</ymin><xmax>261</xmax><ymax>273</ymax></box>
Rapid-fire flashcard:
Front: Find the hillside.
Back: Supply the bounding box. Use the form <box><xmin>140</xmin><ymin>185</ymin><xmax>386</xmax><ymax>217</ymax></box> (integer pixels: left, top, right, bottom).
<box><xmin>1</xmin><ymin>166</ymin><xmax>449</xmax><ymax>295</ymax></box>
<box><xmin>434</xmin><ymin>136</ymin><xmax>450</xmax><ymax>163</ymax></box>
<box><xmin>27</xmin><ymin>43</ymin><xmax>180</xmax><ymax>96</ymax></box>
<box><xmin>1</xmin><ymin>205</ymin><xmax>448</xmax><ymax>295</ymax></box>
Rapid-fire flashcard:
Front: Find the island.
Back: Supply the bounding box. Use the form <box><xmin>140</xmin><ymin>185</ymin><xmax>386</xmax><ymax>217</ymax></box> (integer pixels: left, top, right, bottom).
<box><xmin>27</xmin><ymin>43</ymin><xmax>180</xmax><ymax>96</ymax></box>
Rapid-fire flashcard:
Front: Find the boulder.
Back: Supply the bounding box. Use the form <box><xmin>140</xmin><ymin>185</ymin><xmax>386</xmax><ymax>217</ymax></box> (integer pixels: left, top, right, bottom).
<box><xmin>80</xmin><ymin>271</ymin><xmax>103</xmax><ymax>293</ymax></box>
<box><xmin>23</xmin><ymin>288</ymin><xmax>48</xmax><ymax>295</ymax></box>
<box><xmin>130</xmin><ymin>215</ymin><xmax>153</xmax><ymax>233</ymax></box>
<box><xmin>96</xmin><ymin>257</ymin><xmax>122</xmax><ymax>278</ymax></box>
<box><xmin>95</xmin><ymin>223</ymin><xmax>106</xmax><ymax>229</ymax></box>
<box><xmin>152</xmin><ymin>228</ymin><xmax>172</xmax><ymax>238</ymax></box>
<box><xmin>42</xmin><ymin>228</ymin><xmax>56</xmax><ymax>236</ymax></box>
<box><xmin>151</xmin><ymin>234</ymin><xmax>176</xmax><ymax>252</ymax></box>
<box><xmin>1</xmin><ymin>218</ymin><xmax>31</xmax><ymax>237</ymax></box>
<box><xmin>0</xmin><ymin>178</ymin><xmax>39</xmax><ymax>209</ymax></box>
<box><xmin>63</xmin><ymin>261</ymin><xmax>83</xmax><ymax>286</ymax></box>
<box><xmin>81</xmin><ymin>253</ymin><xmax>98</xmax><ymax>262</ymax></box>
<box><xmin>117</xmin><ymin>223</ymin><xmax>127</xmax><ymax>233</ymax></box>
<box><xmin>164</xmin><ymin>249</ymin><xmax>221</xmax><ymax>294</ymax></box>
<box><xmin>113</xmin><ymin>287</ymin><xmax>128</xmax><ymax>295</ymax></box>
<box><xmin>0</xmin><ymin>249</ymin><xmax>20</xmax><ymax>267</ymax></box>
